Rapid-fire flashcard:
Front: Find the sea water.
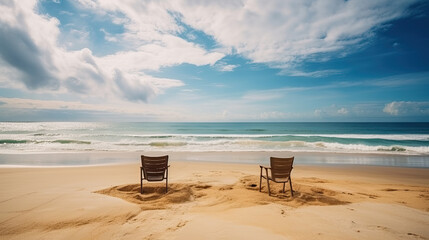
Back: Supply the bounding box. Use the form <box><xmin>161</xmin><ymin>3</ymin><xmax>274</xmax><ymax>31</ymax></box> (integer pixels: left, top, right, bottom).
<box><xmin>1</xmin><ymin>122</ymin><xmax>428</xmax><ymax>155</ymax></box>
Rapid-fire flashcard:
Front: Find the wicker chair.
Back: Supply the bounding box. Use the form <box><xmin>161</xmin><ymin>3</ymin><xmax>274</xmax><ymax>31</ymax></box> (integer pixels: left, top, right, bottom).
<box><xmin>259</xmin><ymin>157</ymin><xmax>294</xmax><ymax>196</ymax></box>
<box><xmin>140</xmin><ymin>155</ymin><xmax>169</xmax><ymax>193</ymax></box>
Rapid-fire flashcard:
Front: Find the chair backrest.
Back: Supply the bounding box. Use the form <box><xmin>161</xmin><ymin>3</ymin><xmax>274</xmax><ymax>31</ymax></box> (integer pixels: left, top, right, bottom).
<box><xmin>270</xmin><ymin>157</ymin><xmax>294</xmax><ymax>181</ymax></box>
<box><xmin>141</xmin><ymin>155</ymin><xmax>168</xmax><ymax>180</ymax></box>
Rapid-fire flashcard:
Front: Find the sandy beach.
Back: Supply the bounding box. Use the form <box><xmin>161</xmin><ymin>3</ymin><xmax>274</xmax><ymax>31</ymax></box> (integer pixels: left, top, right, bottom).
<box><xmin>2</xmin><ymin>0</ymin><xmax>429</xmax><ymax>238</ymax></box>
<box><xmin>0</xmin><ymin>153</ymin><xmax>428</xmax><ymax>240</ymax></box>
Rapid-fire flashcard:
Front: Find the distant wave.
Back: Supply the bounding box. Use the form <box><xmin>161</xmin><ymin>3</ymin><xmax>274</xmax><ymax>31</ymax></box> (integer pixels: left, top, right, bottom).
<box><xmin>148</xmin><ymin>142</ymin><xmax>188</xmax><ymax>147</ymax></box>
<box><xmin>1</xmin><ymin>122</ymin><xmax>428</xmax><ymax>155</ymax></box>
<box><xmin>312</xmin><ymin>142</ymin><xmax>428</xmax><ymax>154</ymax></box>
<box><xmin>94</xmin><ymin>133</ymin><xmax>429</xmax><ymax>141</ymax></box>
<box><xmin>0</xmin><ymin>139</ymin><xmax>29</xmax><ymax>144</ymax></box>
<box><xmin>0</xmin><ymin>139</ymin><xmax>91</xmax><ymax>145</ymax></box>
<box><xmin>293</xmin><ymin>134</ymin><xmax>429</xmax><ymax>141</ymax></box>
<box><xmin>52</xmin><ymin>140</ymin><xmax>91</xmax><ymax>144</ymax></box>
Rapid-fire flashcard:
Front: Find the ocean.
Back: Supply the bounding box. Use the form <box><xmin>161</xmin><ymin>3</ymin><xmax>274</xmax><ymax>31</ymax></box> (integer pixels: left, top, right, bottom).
<box><xmin>1</xmin><ymin>122</ymin><xmax>428</xmax><ymax>155</ymax></box>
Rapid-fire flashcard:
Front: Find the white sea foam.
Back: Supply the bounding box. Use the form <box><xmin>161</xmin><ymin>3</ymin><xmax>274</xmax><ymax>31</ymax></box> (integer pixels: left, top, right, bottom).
<box><xmin>1</xmin><ymin>140</ymin><xmax>428</xmax><ymax>154</ymax></box>
<box><xmin>116</xmin><ymin>133</ymin><xmax>429</xmax><ymax>140</ymax></box>
<box><xmin>1</xmin><ymin>122</ymin><xmax>428</xmax><ymax>155</ymax></box>
<box><xmin>294</xmin><ymin>134</ymin><xmax>429</xmax><ymax>141</ymax></box>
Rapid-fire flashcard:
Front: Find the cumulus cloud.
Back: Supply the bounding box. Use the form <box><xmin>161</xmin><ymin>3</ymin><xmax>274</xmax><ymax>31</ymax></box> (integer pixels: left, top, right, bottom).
<box><xmin>98</xmin><ymin>36</ymin><xmax>223</xmax><ymax>72</ymax></box>
<box><xmin>0</xmin><ymin>0</ymin><xmax>224</xmax><ymax>103</ymax></box>
<box><xmin>113</xmin><ymin>70</ymin><xmax>184</xmax><ymax>102</ymax></box>
<box><xmin>171</xmin><ymin>0</ymin><xmax>417</xmax><ymax>75</ymax></box>
<box><xmin>383</xmin><ymin>102</ymin><xmax>400</xmax><ymax>115</ymax></box>
<box><xmin>383</xmin><ymin>101</ymin><xmax>429</xmax><ymax>116</ymax></box>
<box><xmin>0</xmin><ymin>0</ymin><xmax>59</xmax><ymax>89</ymax></box>
<box><xmin>74</xmin><ymin>0</ymin><xmax>418</xmax><ymax>76</ymax></box>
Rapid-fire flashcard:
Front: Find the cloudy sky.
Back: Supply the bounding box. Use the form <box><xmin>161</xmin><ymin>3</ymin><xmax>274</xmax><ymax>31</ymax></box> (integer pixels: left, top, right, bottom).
<box><xmin>0</xmin><ymin>0</ymin><xmax>428</xmax><ymax>122</ymax></box>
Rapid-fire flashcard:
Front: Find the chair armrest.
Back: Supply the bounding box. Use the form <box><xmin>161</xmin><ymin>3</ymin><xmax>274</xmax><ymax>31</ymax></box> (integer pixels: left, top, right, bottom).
<box><xmin>259</xmin><ymin>165</ymin><xmax>270</xmax><ymax>169</ymax></box>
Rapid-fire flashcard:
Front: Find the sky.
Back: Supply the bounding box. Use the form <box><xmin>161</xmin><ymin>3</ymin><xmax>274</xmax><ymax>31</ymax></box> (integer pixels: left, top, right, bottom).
<box><xmin>0</xmin><ymin>0</ymin><xmax>428</xmax><ymax>122</ymax></box>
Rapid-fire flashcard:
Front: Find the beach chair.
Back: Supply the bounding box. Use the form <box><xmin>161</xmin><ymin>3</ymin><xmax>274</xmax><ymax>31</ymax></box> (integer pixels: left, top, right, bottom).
<box><xmin>259</xmin><ymin>157</ymin><xmax>294</xmax><ymax>196</ymax></box>
<box><xmin>140</xmin><ymin>155</ymin><xmax>169</xmax><ymax>194</ymax></box>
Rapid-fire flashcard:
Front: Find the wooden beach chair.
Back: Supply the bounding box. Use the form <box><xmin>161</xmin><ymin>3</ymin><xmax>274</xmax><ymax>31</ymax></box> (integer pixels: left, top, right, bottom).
<box><xmin>259</xmin><ymin>156</ymin><xmax>294</xmax><ymax>196</ymax></box>
<box><xmin>140</xmin><ymin>155</ymin><xmax>169</xmax><ymax>193</ymax></box>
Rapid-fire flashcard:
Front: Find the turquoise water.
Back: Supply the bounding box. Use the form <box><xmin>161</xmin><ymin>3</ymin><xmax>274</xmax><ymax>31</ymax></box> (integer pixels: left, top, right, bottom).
<box><xmin>0</xmin><ymin>122</ymin><xmax>428</xmax><ymax>155</ymax></box>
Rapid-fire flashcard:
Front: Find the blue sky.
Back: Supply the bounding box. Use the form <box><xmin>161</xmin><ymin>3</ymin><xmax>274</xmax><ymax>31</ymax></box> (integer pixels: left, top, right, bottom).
<box><xmin>0</xmin><ymin>0</ymin><xmax>428</xmax><ymax>122</ymax></box>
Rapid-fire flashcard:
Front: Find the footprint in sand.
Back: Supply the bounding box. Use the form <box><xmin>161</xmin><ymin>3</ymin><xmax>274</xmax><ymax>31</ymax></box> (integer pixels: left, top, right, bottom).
<box><xmin>358</xmin><ymin>192</ymin><xmax>378</xmax><ymax>199</ymax></box>
<box><xmin>176</xmin><ymin>221</ymin><xmax>187</xmax><ymax>228</ymax></box>
<box><xmin>407</xmin><ymin>232</ymin><xmax>424</xmax><ymax>238</ymax></box>
<box><xmin>193</xmin><ymin>184</ymin><xmax>212</xmax><ymax>190</ymax></box>
<box><xmin>219</xmin><ymin>186</ymin><xmax>234</xmax><ymax>190</ymax></box>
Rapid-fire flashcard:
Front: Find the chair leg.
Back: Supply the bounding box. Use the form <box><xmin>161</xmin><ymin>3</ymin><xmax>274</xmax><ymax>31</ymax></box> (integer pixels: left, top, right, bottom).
<box><xmin>283</xmin><ymin>182</ymin><xmax>285</xmax><ymax>193</ymax></box>
<box><xmin>265</xmin><ymin>168</ymin><xmax>271</xmax><ymax>196</ymax></box>
<box><xmin>259</xmin><ymin>167</ymin><xmax>263</xmax><ymax>192</ymax></box>
<box><xmin>140</xmin><ymin>169</ymin><xmax>143</xmax><ymax>194</ymax></box>
<box><xmin>166</xmin><ymin>168</ymin><xmax>169</xmax><ymax>193</ymax></box>
<box><xmin>289</xmin><ymin>178</ymin><xmax>293</xmax><ymax>197</ymax></box>
<box><xmin>141</xmin><ymin>181</ymin><xmax>143</xmax><ymax>194</ymax></box>
<box><xmin>266</xmin><ymin>179</ymin><xmax>271</xmax><ymax>196</ymax></box>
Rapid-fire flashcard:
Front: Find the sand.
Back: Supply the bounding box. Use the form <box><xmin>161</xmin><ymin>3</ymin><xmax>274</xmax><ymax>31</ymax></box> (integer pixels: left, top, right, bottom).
<box><xmin>0</xmin><ymin>158</ymin><xmax>428</xmax><ymax>239</ymax></box>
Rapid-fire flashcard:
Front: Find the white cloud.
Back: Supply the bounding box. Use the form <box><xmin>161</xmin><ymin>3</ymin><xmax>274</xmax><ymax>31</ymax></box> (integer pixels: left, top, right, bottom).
<box><xmin>98</xmin><ymin>35</ymin><xmax>223</xmax><ymax>72</ymax></box>
<box><xmin>383</xmin><ymin>101</ymin><xmax>429</xmax><ymax>116</ymax></box>
<box><xmin>71</xmin><ymin>0</ymin><xmax>418</xmax><ymax>77</ymax></box>
<box><xmin>113</xmin><ymin>70</ymin><xmax>184</xmax><ymax>102</ymax></box>
<box><xmin>314</xmin><ymin>105</ymin><xmax>350</xmax><ymax>117</ymax></box>
<box><xmin>181</xmin><ymin>89</ymin><xmax>198</xmax><ymax>93</ymax></box>
<box><xmin>172</xmin><ymin>0</ymin><xmax>417</xmax><ymax>75</ymax></box>
<box><xmin>0</xmin><ymin>0</ymin><xmax>224</xmax><ymax>103</ymax></box>
<box><xmin>211</xmin><ymin>83</ymin><xmax>226</xmax><ymax>88</ymax></box>
<box><xmin>259</xmin><ymin>111</ymin><xmax>287</xmax><ymax>120</ymax></box>
<box><xmin>383</xmin><ymin>102</ymin><xmax>399</xmax><ymax>115</ymax></box>
<box><xmin>236</xmin><ymin>72</ymin><xmax>429</xmax><ymax>100</ymax></box>
<box><xmin>186</xmin><ymin>33</ymin><xmax>196</xmax><ymax>41</ymax></box>
<box><xmin>100</xmin><ymin>28</ymin><xmax>118</xmax><ymax>42</ymax></box>
<box><xmin>314</xmin><ymin>109</ymin><xmax>322</xmax><ymax>117</ymax></box>
<box><xmin>215</xmin><ymin>61</ymin><xmax>239</xmax><ymax>72</ymax></box>
<box><xmin>0</xmin><ymin>97</ymin><xmax>104</xmax><ymax>112</ymax></box>
<box><xmin>219</xmin><ymin>64</ymin><xmax>238</xmax><ymax>72</ymax></box>
<box><xmin>0</xmin><ymin>97</ymin><xmax>185</xmax><ymax>120</ymax></box>
<box><xmin>0</xmin><ymin>0</ymin><xmax>60</xmax><ymax>89</ymax></box>
<box><xmin>337</xmin><ymin>107</ymin><xmax>349</xmax><ymax>115</ymax></box>
<box><xmin>283</xmin><ymin>69</ymin><xmax>342</xmax><ymax>77</ymax></box>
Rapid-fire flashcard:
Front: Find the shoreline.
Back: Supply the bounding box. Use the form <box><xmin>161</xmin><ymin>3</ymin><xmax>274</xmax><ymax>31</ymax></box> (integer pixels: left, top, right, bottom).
<box><xmin>1</xmin><ymin>151</ymin><xmax>428</xmax><ymax>168</ymax></box>
<box><xmin>1</xmin><ymin>148</ymin><xmax>428</xmax><ymax>156</ymax></box>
